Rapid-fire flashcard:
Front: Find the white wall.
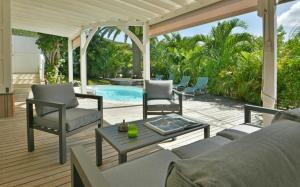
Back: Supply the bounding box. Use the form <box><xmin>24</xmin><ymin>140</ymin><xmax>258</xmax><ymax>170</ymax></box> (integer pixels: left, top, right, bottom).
<box><xmin>12</xmin><ymin>35</ymin><xmax>42</xmax><ymax>73</ymax></box>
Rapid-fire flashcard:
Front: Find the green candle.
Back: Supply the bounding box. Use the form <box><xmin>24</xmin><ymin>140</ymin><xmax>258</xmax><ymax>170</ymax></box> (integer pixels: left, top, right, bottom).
<box><xmin>128</xmin><ymin>124</ymin><xmax>138</xmax><ymax>138</ymax></box>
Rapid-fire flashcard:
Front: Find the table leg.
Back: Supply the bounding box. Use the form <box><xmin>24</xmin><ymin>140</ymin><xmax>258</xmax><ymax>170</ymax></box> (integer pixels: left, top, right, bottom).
<box><xmin>96</xmin><ymin>130</ymin><xmax>103</xmax><ymax>166</ymax></box>
<box><xmin>204</xmin><ymin>126</ymin><xmax>210</xmax><ymax>138</ymax></box>
<box><xmin>118</xmin><ymin>153</ymin><xmax>127</xmax><ymax>164</ymax></box>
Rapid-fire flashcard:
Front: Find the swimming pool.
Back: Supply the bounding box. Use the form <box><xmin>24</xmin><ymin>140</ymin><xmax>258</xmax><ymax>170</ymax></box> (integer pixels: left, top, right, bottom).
<box><xmin>92</xmin><ymin>85</ymin><xmax>143</xmax><ymax>103</ymax></box>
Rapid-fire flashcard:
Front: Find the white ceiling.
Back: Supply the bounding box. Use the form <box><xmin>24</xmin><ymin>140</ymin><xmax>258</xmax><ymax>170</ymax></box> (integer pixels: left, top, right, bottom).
<box><xmin>11</xmin><ymin>0</ymin><xmax>222</xmax><ymax>38</ymax></box>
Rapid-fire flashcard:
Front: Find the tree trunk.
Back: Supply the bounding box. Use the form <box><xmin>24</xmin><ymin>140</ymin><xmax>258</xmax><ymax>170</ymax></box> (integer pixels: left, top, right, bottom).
<box><xmin>131</xmin><ymin>39</ymin><xmax>142</xmax><ymax>79</ymax></box>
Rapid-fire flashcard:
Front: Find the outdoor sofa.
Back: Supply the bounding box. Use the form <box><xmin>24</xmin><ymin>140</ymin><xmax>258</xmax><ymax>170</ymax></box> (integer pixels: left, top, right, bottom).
<box><xmin>26</xmin><ymin>83</ymin><xmax>103</xmax><ymax>164</ymax></box>
<box><xmin>71</xmin><ymin>105</ymin><xmax>300</xmax><ymax>186</ymax></box>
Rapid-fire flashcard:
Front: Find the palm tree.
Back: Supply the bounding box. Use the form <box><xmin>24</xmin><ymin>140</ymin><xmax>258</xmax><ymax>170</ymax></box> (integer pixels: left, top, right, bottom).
<box><xmin>150</xmin><ymin>32</ymin><xmax>202</xmax><ymax>82</ymax></box>
<box><xmin>196</xmin><ymin>18</ymin><xmax>253</xmax><ymax>68</ymax></box>
<box><xmin>98</xmin><ymin>26</ymin><xmax>143</xmax><ymax>78</ymax></box>
<box><xmin>195</xmin><ymin>18</ymin><xmax>254</xmax><ymax>95</ymax></box>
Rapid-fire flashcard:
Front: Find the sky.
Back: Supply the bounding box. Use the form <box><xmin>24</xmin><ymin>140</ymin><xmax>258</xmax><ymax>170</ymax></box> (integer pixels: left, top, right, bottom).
<box><xmin>111</xmin><ymin>0</ymin><xmax>300</xmax><ymax>42</ymax></box>
<box><xmin>178</xmin><ymin>0</ymin><xmax>300</xmax><ymax>39</ymax></box>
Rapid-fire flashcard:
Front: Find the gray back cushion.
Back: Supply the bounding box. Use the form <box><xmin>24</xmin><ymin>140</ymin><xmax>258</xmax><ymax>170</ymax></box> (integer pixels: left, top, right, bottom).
<box><xmin>166</xmin><ymin>120</ymin><xmax>300</xmax><ymax>187</ymax></box>
<box><xmin>32</xmin><ymin>83</ymin><xmax>78</xmax><ymax>116</ymax></box>
<box><xmin>145</xmin><ymin>80</ymin><xmax>172</xmax><ymax>99</ymax></box>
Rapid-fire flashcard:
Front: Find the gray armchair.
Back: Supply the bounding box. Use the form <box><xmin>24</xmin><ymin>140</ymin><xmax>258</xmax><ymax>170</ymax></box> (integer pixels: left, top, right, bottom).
<box><xmin>26</xmin><ymin>84</ymin><xmax>103</xmax><ymax>164</ymax></box>
<box><xmin>143</xmin><ymin>80</ymin><xmax>182</xmax><ymax>119</ymax></box>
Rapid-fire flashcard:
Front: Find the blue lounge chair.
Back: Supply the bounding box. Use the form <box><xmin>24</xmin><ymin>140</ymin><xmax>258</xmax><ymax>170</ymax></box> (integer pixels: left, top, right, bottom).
<box><xmin>184</xmin><ymin>77</ymin><xmax>208</xmax><ymax>95</ymax></box>
<box><xmin>155</xmin><ymin>75</ymin><xmax>163</xmax><ymax>80</ymax></box>
<box><xmin>168</xmin><ymin>73</ymin><xmax>174</xmax><ymax>81</ymax></box>
<box><xmin>173</xmin><ymin>75</ymin><xmax>190</xmax><ymax>90</ymax></box>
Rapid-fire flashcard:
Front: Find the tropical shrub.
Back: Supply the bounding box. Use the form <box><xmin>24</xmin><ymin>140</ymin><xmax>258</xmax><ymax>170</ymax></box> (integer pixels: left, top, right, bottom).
<box><xmin>86</xmin><ymin>35</ymin><xmax>132</xmax><ymax>79</ymax></box>
<box><xmin>33</xmin><ymin>18</ymin><xmax>300</xmax><ymax>109</ymax></box>
<box><xmin>35</xmin><ymin>33</ymin><xmax>67</xmax><ymax>84</ymax></box>
<box><xmin>150</xmin><ymin>19</ymin><xmax>300</xmax><ymax>108</ymax></box>
<box><xmin>277</xmin><ymin>28</ymin><xmax>300</xmax><ymax>108</ymax></box>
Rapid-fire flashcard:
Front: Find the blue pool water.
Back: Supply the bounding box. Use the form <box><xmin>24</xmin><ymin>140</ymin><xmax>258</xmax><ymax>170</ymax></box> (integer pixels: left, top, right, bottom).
<box><xmin>93</xmin><ymin>85</ymin><xmax>143</xmax><ymax>103</ymax></box>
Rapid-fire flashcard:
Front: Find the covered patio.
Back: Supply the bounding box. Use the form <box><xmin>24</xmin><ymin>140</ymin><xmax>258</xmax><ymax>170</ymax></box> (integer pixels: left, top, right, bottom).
<box><xmin>0</xmin><ymin>0</ymin><xmax>293</xmax><ymax>186</ymax></box>
<box><xmin>0</xmin><ymin>95</ymin><xmax>256</xmax><ymax>186</ymax></box>
<box><xmin>1</xmin><ymin>0</ymin><xmax>283</xmax><ymax>113</ymax></box>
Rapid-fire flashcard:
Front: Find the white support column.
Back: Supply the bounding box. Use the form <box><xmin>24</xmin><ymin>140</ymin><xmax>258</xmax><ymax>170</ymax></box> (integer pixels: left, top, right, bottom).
<box><xmin>80</xmin><ymin>31</ymin><xmax>87</xmax><ymax>94</ymax></box>
<box><xmin>143</xmin><ymin>23</ymin><xmax>151</xmax><ymax>81</ymax></box>
<box><xmin>68</xmin><ymin>38</ymin><xmax>73</xmax><ymax>83</ymax></box>
<box><xmin>0</xmin><ymin>0</ymin><xmax>12</xmax><ymax>93</ymax></box>
<box><xmin>258</xmin><ymin>0</ymin><xmax>277</xmax><ymax>126</ymax></box>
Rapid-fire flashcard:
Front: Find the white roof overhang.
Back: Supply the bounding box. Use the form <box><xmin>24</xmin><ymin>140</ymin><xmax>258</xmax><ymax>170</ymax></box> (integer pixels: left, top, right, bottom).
<box><xmin>11</xmin><ymin>0</ymin><xmax>223</xmax><ymax>38</ymax></box>
<box><xmin>11</xmin><ymin>0</ymin><xmax>293</xmax><ymax>38</ymax></box>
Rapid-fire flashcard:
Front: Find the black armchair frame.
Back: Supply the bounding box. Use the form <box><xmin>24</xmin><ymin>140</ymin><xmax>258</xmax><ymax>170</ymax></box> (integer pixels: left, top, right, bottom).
<box><xmin>243</xmin><ymin>104</ymin><xmax>281</xmax><ymax>125</ymax></box>
<box><xmin>143</xmin><ymin>90</ymin><xmax>183</xmax><ymax>119</ymax></box>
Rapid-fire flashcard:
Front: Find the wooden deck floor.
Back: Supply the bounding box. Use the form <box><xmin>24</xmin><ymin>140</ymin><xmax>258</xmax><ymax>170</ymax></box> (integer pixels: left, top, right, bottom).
<box><xmin>0</xmin><ymin>95</ymin><xmax>256</xmax><ymax>187</ymax></box>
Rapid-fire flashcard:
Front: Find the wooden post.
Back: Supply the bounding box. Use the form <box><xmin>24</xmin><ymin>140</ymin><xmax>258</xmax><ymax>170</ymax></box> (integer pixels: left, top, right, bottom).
<box><xmin>0</xmin><ymin>0</ymin><xmax>15</xmax><ymax>119</ymax></box>
<box><xmin>258</xmin><ymin>0</ymin><xmax>277</xmax><ymax>126</ymax></box>
<box><xmin>0</xmin><ymin>0</ymin><xmax>12</xmax><ymax>93</ymax></box>
<box><xmin>68</xmin><ymin>38</ymin><xmax>74</xmax><ymax>83</ymax></box>
<box><xmin>80</xmin><ymin>31</ymin><xmax>87</xmax><ymax>94</ymax></box>
<box><xmin>143</xmin><ymin>23</ymin><xmax>151</xmax><ymax>81</ymax></box>
<box><xmin>0</xmin><ymin>93</ymin><xmax>15</xmax><ymax>118</ymax></box>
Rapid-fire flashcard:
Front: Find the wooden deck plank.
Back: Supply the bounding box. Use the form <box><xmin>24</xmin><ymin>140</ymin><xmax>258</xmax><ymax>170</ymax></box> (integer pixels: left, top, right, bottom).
<box><xmin>0</xmin><ymin>95</ymin><xmax>253</xmax><ymax>186</ymax></box>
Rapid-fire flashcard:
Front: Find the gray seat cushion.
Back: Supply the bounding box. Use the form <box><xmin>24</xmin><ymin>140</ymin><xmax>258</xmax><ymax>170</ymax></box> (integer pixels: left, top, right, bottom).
<box><xmin>34</xmin><ymin>108</ymin><xmax>101</xmax><ymax>131</ymax></box>
<box><xmin>147</xmin><ymin>99</ymin><xmax>180</xmax><ymax>111</ymax></box>
<box><xmin>31</xmin><ymin>83</ymin><xmax>79</xmax><ymax>116</ymax></box>
<box><xmin>101</xmin><ymin>150</ymin><xmax>180</xmax><ymax>187</ymax></box>
<box><xmin>229</xmin><ymin>124</ymin><xmax>261</xmax><ymax>133</ymax></box>
<box><xmin>217</xmin><ymin>124</ymin><xmax>261</xmax><ymax>140</ymax></box>
<box><xmin>172</xmin><ymin>136</ymin><xmax>232</xmax><ymax>159</ymax></box>
<box><xmin>145</xmin><ymin>80</ymin><xmax>173</xmax><ymax>99</ymax></box>
<box><xmin>217</xmin><ymin>129</ymin><xmax>248</xmax><ymax>140</ymax></box>
<box><xmin>166</xmin><ymin>120</ymin><xmax>300</xmax><ymax>187</ymax></box>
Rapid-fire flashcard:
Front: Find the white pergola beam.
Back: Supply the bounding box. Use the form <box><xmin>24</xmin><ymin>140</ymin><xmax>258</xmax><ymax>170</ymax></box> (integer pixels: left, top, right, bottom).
<box><xmin>143</xmin><ymin>24</ymin><xmax>151</xmax><ymax>81</ymax></box>
<box><xmin>117</xmin><ymin>26</ymin><xmax>145</xmax><ymax>54</ymax></box>
<box><xmin>0</xmin><ymin>0</ymin><xmax>12</xmax><ymax>93</ymax></box>
<box><xmin>83</xmin><ymin>20</ymin><xmax>144</xmax><ymax>30</ymax></box>
<box><xmin>82</xmin><ymin>27</ymin><xmax>98</xmax><ymax>54</ymax></box>
<box><xmin>68</xmin><ymin>38</ymin><xmax>74</xmax><ymax>83</ymax></box>
<box><xmin>258</xmin><ymin>0</ymin><xmax>277</xmax><ymax>126</ymax></box>
<box><xmin>80</xmin><ymin>31</ymin><xmax>87</xmax><ymax>94</ymax></box>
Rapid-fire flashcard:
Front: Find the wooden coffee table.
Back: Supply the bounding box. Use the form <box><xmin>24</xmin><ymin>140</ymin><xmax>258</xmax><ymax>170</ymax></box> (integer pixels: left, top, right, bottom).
<box><xmin>95</xmin><ymin>114</ymin><xmax>210</xmax><ymax>166</ymax></box>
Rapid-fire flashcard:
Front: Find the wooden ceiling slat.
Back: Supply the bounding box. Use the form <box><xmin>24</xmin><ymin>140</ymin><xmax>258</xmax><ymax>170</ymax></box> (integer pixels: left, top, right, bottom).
<box><xmin>11</xmin><ymin>0</ymin><xmax>251</xmax><ymax>37</ymax></box>
<box><xmin>121</xmin><ymin>0</ymin><xmax>168</xmax><ymax>15</ymax></box>
<box><xmin>77</xmin><ymin>0</ymin><xmax>149</xmax><ymax>20</ymax></box>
